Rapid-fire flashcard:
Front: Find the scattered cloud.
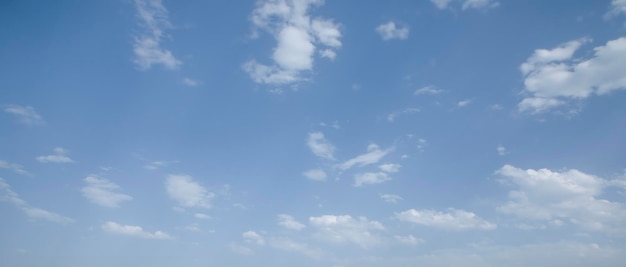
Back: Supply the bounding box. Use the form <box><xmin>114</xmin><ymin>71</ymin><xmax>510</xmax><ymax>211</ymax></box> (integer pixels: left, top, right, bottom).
<box><xmin>36</xmin><ymin>147</ymin><xmax>74</xmax><ymax>163</ymax></box>
<box><xmin>375</xmin><ymin>21</ymin><xmax>409</xmax><ymax>41</ymax></box>
<box><xmin>497</xmin><ymin>145</ymin><xmax>508</xmax><ymax>156</ymax></box>
<box><xmin>457</xmin><ymin>99</ymin><xmax>472</xmax><ymax>107</ymax></box>
<box><xmin>0</xmin><ymin>178</ymin><xmax>74</xmax><ymax>224</ymax></box>
<box><xmin>396</xmin><ymin>208</ymin><xmax>497</xmax><ymax>230</ymax></box>
<box><xmin>102</xmin><ymin>221</ymin><xmax>172</xmax><ymax>239</ymax></box>
<box><xmin>244</xmin><ymin>0</ymin><xmax>342</xmax><ymax>86</ymax></box>
<box><xmin>354</xmin><ymin>172</ymin><xmax>391</xmax><ymax>186</ymax></box>
<box><xmin>430</xmin><ymin>0</ymin><xmax>453</xmax><ymax>9</ymax></box>
<box><xmin>606</xmin><ymin>0</ymin><xmax>626</xmax><ymax>18</ymax></box>
<box><xmin>414</xmin><ymin>86</ymin><xmax>444</xmax><ymax>95</ymax></box>
<box><xmin>182</xmin><ymin>78</ymin><xmax>200</xmax><ymax>87</ymax></box>
<box><xmin>278</xmin><ymin>214</ymin><xmax>306</xmax><ymax>230</ymax></box>
<box><xmin>132</xmin><ymin>0</ymin><xmax>181</xmax><ymax>70</ymax></box>
<box><xmin>302</xmin><ymin>169</ymin><xmax>327</xmax><ymax>181</ymax></box>
<box><xmin>378</xmin><ymin>163</ymin><xmax>401</xmax><ymax>173</ymax></box>
<box><xmin>395</xmin><ymin>234</ymin><xmax>423</xmax><ymax>245</ymax></box>
<box><xmin>430</xmin><ymin>0</ymin><xmax>499</xmax><ymax>10</ymax></box>
<box><xmin>416</xmin><ymin>138</ymin><xmax>428</xmax><ymax>152</ymax></box>
<box><xmin>165</xmin><ymin>174</ymin><xmax>214</xmax><ymax>208</ymax></box>
<box><xmin>306</xmin><ymin>132</ymin><xmax>336</xmax><ymax>160</ymax></box>
<box><xmin>496</xmin><ymin>165</ymin><xmax>626</xmax><ymax>232</ymax></box>
<box><xmin>194</xmin><ymin>213</ymin><xmax>211</xmax><ymax>220</ymax></box>
<box><xmin>243</xmin><ymin>230</ymin><xmax>265</xmax><ymax>245</ymax></box>
<box><xmin>380</xmin><ymin>193</ymin><xmax>403</xmax><ymax>204</ymax></box>
<box><xmin>82</xmin><ymin>176</ymin><xmax>133</xmax><ymax>208</ymax></box>
<box><xmin>309</xmin><ymin>214</ymin><xmax>385</xmax><ymax>248</ymax></box>
<box><xmin>3</xmin><ymin>104</ymin><xmax>44</xmax><ymax>125</ymax></box>
<box><xmin>143</xmin><ymin>160</ymin><xmax>178</xmax><ymax>170</ymax></box>
<box><xmin>387</xmin><ymin>108</ymin><xmax>419</xmax><ymax>122</ymax></box>
<box><xmin>339</xmin><ymin>144</ymin><xmax>393</xmax><ymax>170</ymax></box>
<box><xmin>269</xmin><ymin>237</ymin><xmax>323</xmax><ymax>259</ymax></box>
<box><xmin>0</xmin><ymin>160</ymin><xmax>30</xmax><ymax>176</ymax></box>
<box><xmin>518</xmin><ymin>37</ymin><xmax>626</xmax><ymax>113</ymax></box>
<box><xmin>229</xmin><ymin>243</ymin><xmax>254</xmax><ymax>255</ymax></box>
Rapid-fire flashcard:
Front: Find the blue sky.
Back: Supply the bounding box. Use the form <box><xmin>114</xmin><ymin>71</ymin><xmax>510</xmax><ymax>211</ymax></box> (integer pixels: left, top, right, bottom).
<box><xmin>1</xmin><ymin>0</ymin><xmax>626</xmax><ymax>266</ymax></box>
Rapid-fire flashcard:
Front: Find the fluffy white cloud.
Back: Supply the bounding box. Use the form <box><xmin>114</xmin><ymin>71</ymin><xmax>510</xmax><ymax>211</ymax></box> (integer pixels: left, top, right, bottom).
<box><xmin>395</xmin><ymin>234</ymin><xmax>423</xmax><ymax>245</ymax></box>
<box><xmin>36</xmin><ymin>147</ymin><xmax>74</xmax><ymax>163</ymax></box>
<box><xmin>132</xmin><ymin>0</ymin><xmax>181</xmax><ymax>70</ymax></box>
<box><xmin>380</xmin><ymin>193</ymin><xmax>403</xmax><ymax>204</ymax></box>
<box><xmin>306</xmin><ymin>132</ymin><xmax>335</xmax><ymax>160</ymax></box>
<box><xmin>519</xmin><ymin>37</ymin><xmax>626</xmax><ymax>113</ymax></box>
<box><xmin>3</xmin><ymin>104</ymin><xmax>44</xmax><ymax>125</ymax></box>
<box><xmin>278</xmin><ymin>214</ymin><xmax>306</xmax><ymax>230</ymax></box>
<box><xmin>607</xmin><ymin>0</ymin><xmax>626</xmax><ymax>17</ymax></box>
<box><xmin>339</xmin><ymin>144</ymin><xmax>392</xmax><ymax>170</ymax></box>
<box><xmin>81</xmin><ymin>176</ymin><xmax>132</xmax><ymax>208</ymax></box>
<box><xmin>0</xmin><ymin>178</ymin><xmax>74</xmax><ymax>224</ymax></box>
<box><xmin>102</xmin><ymin>221</ymin><xmax>172</xmax><ymax>239</ymax></box>
<box><xmin>0</xmin><ymin>160</ymin><xmax>30</xmax><ymax>176</ymax></box>
<box><xmin>354</xmin><ymin>172</ymin><xmax>391</xmax><ymax>186</ymax></box>
<box><xmin>496</xmin><ymin>165</ymin><xmax>626</xmax><ymax>232</ymax></box>
<box><xmin>243</xmin><ymin>230</ymin><xmax>265</xmax><ymax>245</ymax></box>
<box><xmin>414</xmin><ymin>85</ymin><xmax>444</xmax><ymax>95</ymax></box>
<box><xmin>245</xmin><ymin>0</ymin><xmax>342</xmax><ymax>86</ymax></box>
<box><xmin>309</xmin><ymin>215</ymin><xmax>385</xmax><ymax>248</ymax></box>
<box><xmin>302</xmin><ymin>169</ymin><xmax>327</xmax><ymax>181</ymax></box>
<box><xmin>375</xmin><ymin>21</ymin><xmax>409</xmax><ymax>40</ymax></box>
<box><xmin>165</xmin><ymin>174</ymin><xmax>214</xmax><ymax>208</ymax></box>
<box><xmin>396</xmin><ymin>208</ymin><xmax>496</xmax><ymax>230</ymax></box>
<box><xmin>379</xmin><ymin>163</ymin><xmax>401</xmax><ymax>173</ymax></box>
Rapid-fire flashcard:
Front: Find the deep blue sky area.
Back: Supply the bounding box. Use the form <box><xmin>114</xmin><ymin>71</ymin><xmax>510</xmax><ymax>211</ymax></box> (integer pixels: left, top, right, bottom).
<box><xmin>1</xmin><ymin>1</ymin><xmax>626</xmax><ymax>266</ymax></box>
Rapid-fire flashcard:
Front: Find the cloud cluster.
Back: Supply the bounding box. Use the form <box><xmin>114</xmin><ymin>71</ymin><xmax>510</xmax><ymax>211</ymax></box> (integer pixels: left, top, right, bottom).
<box><xmin>0</xmin><ymin>178</ymin><xmax>74</xmax><ymax>224</ymax></box>
<box><xmin>244</xmin><ymin>0</ymin><xmax>342</xmax><ymax>85</ymax></box>
<box><xmin>396</xmin><ymin>208</ymin><xmax>497</xmax><ymax>230</ymax></box>
<box><xmin>82</xmin><ymin>176</ymin><xmax>133</xmax><ymax>208</ymax></box>
<box><xmin>102</xmin><ymin>221</ymin><xmax>172</xmax><ymax>239</ymax></box>
<box><xmin>375</xmin><ymin>22</ymin><xmax>409</xmax><ymax>41</ymax></box>
<box><xmin>518</xmin><ymin>37</ymin><xmax>626</xmax><ymax>113</ymax></box>
<box><xmin>309</xmin><ymin>214</ymin><xmax>385</xmax><ymax>248</ymax></box>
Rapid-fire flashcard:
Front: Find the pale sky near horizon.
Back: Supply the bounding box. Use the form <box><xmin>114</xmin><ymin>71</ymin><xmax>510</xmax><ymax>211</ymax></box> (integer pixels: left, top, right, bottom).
<box><xmin>1</xmin><ymin>0</ymin><xmax>626</xmax><ymax>266</ymax></box>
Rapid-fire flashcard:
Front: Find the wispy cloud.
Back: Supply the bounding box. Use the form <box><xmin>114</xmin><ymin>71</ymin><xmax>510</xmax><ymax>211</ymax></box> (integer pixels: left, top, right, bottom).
<box><xmin>431</xmin><ymin>0</ymin><xmax>499</xmax><ymax>10</ymax></box>
<box><xmin>387</xmin><ymin>108</ymin><xmax>419</xmax><ymax>122</ymax></box>
<box><xmin>375</xmin><ymin>21</ymin><xmax>409</xmax><ymax>41</ymax></box>
<box><xmin>302</xmin><ymin>169</ymin><xmax>327</xmax><ymax>181</ymax></box>
<box><xmin>165</xmin><ymin>174</ymin><xmax>214</xmax><ymax>209</ymax></box>
<box><xmin>309</xmin><ymin>214</ymin><xmax>385</xmax><ymax>248</ymax></box>
<box><xmin>3</xmin><ymin>104</ymin><xmax>44</xmax><ymax>125</ymax></box>
<box><xmin>0</xmin><ymin>178</ymin><xmax>74</xmax><ymax>224</ymax></box>
<box><xmin>132</xmin><ymin>0</ymin><xmax>181</xmax><ymax>70</ymax></box>
<box><xmin>306</xmin><ymin>132</ymin><xmax>336</xmax><ymax>160</ymax></box>
<box><xmin>102</xmin><ymin>221</ymin><xmax>172</xmax><ymax>239</ymax></box>
<box><xmin>81</xmin><ymin>176</ymin><xmax>132</xmax><ymax>208</ymax></box>
<box><xmin>36</xmin><ymin>147</ymin><xmax>74</xmax><ymax>163</ymax></box>
<box><xmin>0</xmin><ymin>160</ymin><xmax>30</xmax><ymax>176</ymax></box>
<box><xmin>278</xmin><ymin>214</ymin><xmax>306</xmax><ymax>231</ymax></box>
<box><xmin>396</xmin><ymin>208</ymin><xmax>497</xmax><ymax>230</ymax></box>
<box><xmin>339</xmin><ymin>144</ymin><xmax>393</xmax><ymax>170</ymax></box>
<box><xmin>414</xmin><ymin>85</ymin><xmax>444</xmax><ymax>96</ymax></box>
<box><xmin>380</xmin><ymin>193</ymin><xmax>403</xmax><ymax>204</ymax></box>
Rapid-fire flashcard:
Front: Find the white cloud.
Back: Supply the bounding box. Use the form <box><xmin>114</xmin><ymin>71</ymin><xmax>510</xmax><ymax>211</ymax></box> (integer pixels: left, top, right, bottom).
<box><xmin>395</xmin><ymin>234</ymin><xmax>423</xmax><ymax>245</ymax></box>
<box><xmin>430</xmin><ymin>0</ymin><xmax>453</xmax><ymax>9</ymax></box>
<box><xmin>132</xmin><ymin>0</ymin><xmax>181</xmax><ymax>70</ymax></box>
<box><xmin>414</xmin><ymin>85</ymin><xmax>444</xmax><ymax>95</ymax></box>
<box><xmin>462</xmin><ymin>0</ymin><xmax>499</xmax><ymax>10</ymax></box>
<box><xmin>36</xmin><ymin>147</ymin><xmax>74</xmax><ymax>163</ymax></box>
<box><xmin>302</xmin><ymin>169</ymin><xmax>327</xmax><ymax>181</ymax></box>
<box><xmin>165</xmin><ymin>174</ymin><xmax>214</xmax><ymax>208</ymax></box>
<box><xmin>496</xmin><ymin>165</ymin><xmax>626</xmax><ymax>232</ymax></box>
<box><xmin>457</xmin><ymin>99</ymin><xmax>472</xmax><ymax>107</ymax></box>
<box><xmin>269</xmin><ymin>237</ymin><xmax>323</xmax><ymax>259</ymax></box>
<box><xmin>606</xmin><ymin>0</ymin><xmax>626</xmax><ymax>17</ymax></box>
<box><xmin>245</xmin><ymin>0</ymin><xmax>342</xmax><ymax>86</ymax></box>
<box><xmin>182</xmin><ymin>78</ymin><xmax>200</xmax><ymax>87</ymax></box>
<box><xmin>519</xmin><ymin>37</ymin><xmax>626</xmax><ymax>113</ymax></box>
<box><xmin>380</xmin><ymin>193</ymin><xmax>403</xmax><ymax>204</ymax></box>
<box><xmin>309</xmin><ymin>215</ymin><xmax>385</xmax><ymax>248</ymax></box>
<box><xmin>278</xmin><ymin>214</ymin><xmax>306</xmax><ymax>230</ymax></box>
<box><xmin>306</xmin><ymin>132</ymin><xmax>335</xmax><ymax>160</ymax></box>
<box><xmin>82</xmin><ymin>176</ymin><xmax>132</xmax><ymax>208</ymax></box>
<box><xmin>354</xmin><ymin>172</ymin><xmax>392</xmax><ymax>186</ymax></box>
<box><xmin>496</xmin><ymin>145</ymin><xmax>507</xmax><ymax>156</ymax></box>
<box><xmin>0</xmin><ymin>160</ymin><xmax>30</xmax><ymax>176</ymax></box>
<box><xmin>243</xmin><ymin>230</ymin><xmax>265</xmax><ymax>245</ymax></box>
<box><xmin>379</xmin><ymin>163</ymin><xmax>401</xmax><ymax>173</ymax></box>
<box><xmin>102</xmin><ymin>221</ymin><xmax>172</xmax><ymax>239</ymax></box>
<box><xmin>387</xmin><ymin>108</ymin><xmax>420</xmax><ymax>122</ymax></box>
<box><xmin>417</xmin><ymin>138</ymin><xmax>428</xmax><ymax>152</ymax></box>
<box><xmin>396</xmin><ymin>208</ymin><xmax>497</xmax><ymax>230</ymax></box>
<box><xmin>339</xmin><ymin>144</ymin><xmax>392</xmax><ymax>170</ymax></box>
<box><xmin>143</xmin><ymin>160</ymin><xmax>178</xmax><ymax>170</ymax></box>
<box><xmin>229</xmin><ymin>243</ymin><xmax>254</xmax><ymax>255</ymax></box>
<box><xmin>3</xmin><ymin>104</ymin><xmax>44</xmax><ymax>125</ymax></box>
<box><xmin>376</xmin><ymin>21</ymin><xmax>409</xmax><ymax>41</ymax></box>
<box><xmin>194</xmin><ymin>213</ymin><xmax>211</xmax><ymax>220</ymax></box>
<box><xmin>0</xmin><ymin>178</ymin><xmax>74</xmax><ymax>224</ymax></box>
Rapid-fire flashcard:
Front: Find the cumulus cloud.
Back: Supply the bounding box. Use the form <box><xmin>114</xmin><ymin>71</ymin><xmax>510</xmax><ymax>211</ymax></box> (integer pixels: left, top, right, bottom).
<box><xmin>306</xmin><ymin>132</ymin><xmax>336</xmax><ymax>160</ymax></box>
<box><xmin>606</xmin><ymin>0</ymin><xmax>626</xmax><ymax>17</ymax></box>
<box><xmin>375</xmin><ymin>21</ymin><xmax>409</xmax><ymax>40</ymax></box>
<box><xmin>380</xmin><ymin>193</ymin><xmax>403</xmax><ymax>204</ymax></box>
<box><xmin>3</xmin><ymin>104</ymin><xmax>44</xmax><ymax>125</ymax></box>
<box><xmin>302</xmin><ymin>168</ymin><xmax>327</xmax><ymax>181</ymax></box>
<box><xmin>518</xmin><ymin>37</ymin><xmax>626</xmax><ymax>113</ymax></box>
<box><xmin>278</xmin><ymin>214</ymin><xmax>306</xmax><ymax>230</ymax></box>
<box><xmin>339</xmin><ymin>144</ymin><xmax>393</xmax><ymax>170</ymax></box>
<box><xmin>132</xmin><ymin>0</ymin><xmax>181</xmax><ymax>70</ymax></box>
<box><xmin>354</xmin><ymin>172</ymin><xmax>392</xmax><ymax>186</ymax></box>
<box><xmin>244</xmin><ymin>0</ymin><xmax>342</xmax><ymax>86</ymax></box>
<box><xmin>165</xmin><ymin>175</ymin><xmax>214</xmax><ymax>209</ymax></box>
<box><xmin>309</xmin><ymin>214</ymin><xmax>385</xmax><ymax>248</ymax></box>
<box><xmin>0</xmin><ymin>160</ymin><xmax>30</xmax><ymax>176</ymax></box>
<box><xmin>496</xmin><ymin>165</ymin><xmax>626</xmax><ymax>232</ymax></box>
<box><xmin>0</xmin><ymin>178</ymin><xmax>74</xmax><ymax>224</ymax></box>
<box><xmin>82</xmin><ymin>176</ymin><xmax>132</xmax><ymax>208</ymax></box>
<box><xmin>396</xmin><ymin>208</ymin><xmax>496</xmax><ymax>230</ymax></box>
<box><xmin>243</xmin><ymin>230</ymin><xmax>265</xmax><ymax>245</ymax></box>
<box><xmin>36</xmin><ymin>147</ymin><xmax>74</xmax><ymax>163</ymax></box>
<box><xmin>102</xmin><ymin>221</ymin><xmax>172</xmax><ymax>239</ymax></box>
